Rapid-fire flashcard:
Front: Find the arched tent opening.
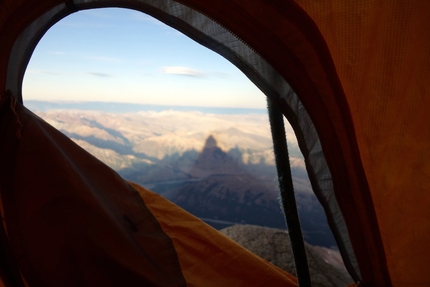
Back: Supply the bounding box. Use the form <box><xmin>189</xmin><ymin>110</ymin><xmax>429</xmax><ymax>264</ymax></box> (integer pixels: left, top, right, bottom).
<box><xmin>21</xmin><ymin>7</ymin><xmax>355</xmax><ymax>285</ymax></box>
<box><xmin>4</xmin><ymin>1</ymin><xmax>429</xmax><ymax>287</ymax></box>
<box><xmin>4</xmin><ymin>0</ymin><xmax>365</xmax><ymax>283</ymax></box>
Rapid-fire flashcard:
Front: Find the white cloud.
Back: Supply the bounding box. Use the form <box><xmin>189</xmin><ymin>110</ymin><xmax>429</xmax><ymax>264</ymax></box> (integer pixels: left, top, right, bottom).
<box><xmin>162</xmin><ymin>66</ymin><xmax>204</xmax><ymax>77</ymax></box>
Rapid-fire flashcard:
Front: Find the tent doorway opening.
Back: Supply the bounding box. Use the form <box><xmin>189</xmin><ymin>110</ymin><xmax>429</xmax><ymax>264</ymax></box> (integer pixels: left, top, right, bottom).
<box><xmin>21</xmin><ymin>7</ymin><xmax>351</xmax><ymax>282</ymax></box>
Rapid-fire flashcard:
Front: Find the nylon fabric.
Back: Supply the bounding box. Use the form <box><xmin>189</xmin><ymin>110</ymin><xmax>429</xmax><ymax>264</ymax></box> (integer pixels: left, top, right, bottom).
<box><xmin>0</xmin><ymin>99</ymin><xmax>187</xmax><ymax>286</ymax></box>
<box><xmin>291</xmin><ymin>2</ymin><xmax>430</xmax><ymax>286</ymax></box>
<box><xmin>131</xmin><ymin>183</ymin><xmax>298</xmax><ymax>287</ymax></box>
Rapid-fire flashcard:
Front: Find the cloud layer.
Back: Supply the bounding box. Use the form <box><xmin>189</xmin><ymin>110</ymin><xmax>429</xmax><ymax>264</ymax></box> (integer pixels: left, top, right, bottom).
<box><xmin>162</xmin><ymin>66</ymin><xmax>204</xmax><ymax>77</ymax></box>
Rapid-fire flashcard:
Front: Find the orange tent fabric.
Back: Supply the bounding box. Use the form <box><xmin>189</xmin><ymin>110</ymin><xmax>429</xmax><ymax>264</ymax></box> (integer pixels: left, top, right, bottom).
<box><xmin>132</xmin><ymin>183</ymin><xmax>298</xmax><ymax>287</ymax></box>
<box><xmin>292</xmin><ymin>3</ymin><xmax>430</xmax><ymax>286</ymax></box>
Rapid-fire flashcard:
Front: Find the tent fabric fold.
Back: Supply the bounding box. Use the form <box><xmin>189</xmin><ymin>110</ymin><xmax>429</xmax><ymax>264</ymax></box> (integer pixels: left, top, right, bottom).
<box><xmin>0</xmin><ymin>95</ymin><xmax>187</xmax><ymax>286</ymax></box>
<box><xmin>0</xmin><ymin>96</ymin><xmax>298</xmax><ymax>286</ymax></box>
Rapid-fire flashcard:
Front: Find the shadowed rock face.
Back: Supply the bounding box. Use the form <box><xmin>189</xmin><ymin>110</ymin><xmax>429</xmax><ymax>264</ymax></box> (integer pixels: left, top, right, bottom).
<box><xmin>188</xmin><ymin>135</ymin><xmax>243</xmax><ymax>177</ymax></box>
<box><xmin>220</xmin><ymin>225</ymin><xmax>353</xmax><ymax>287</ymax></box>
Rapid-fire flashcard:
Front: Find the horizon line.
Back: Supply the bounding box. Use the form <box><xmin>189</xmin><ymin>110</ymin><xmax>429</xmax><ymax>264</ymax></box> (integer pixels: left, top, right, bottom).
<box><xmin>24</xmin><ymin>99</ymin><xmax>268</xmax><ymax>114</ymax></box>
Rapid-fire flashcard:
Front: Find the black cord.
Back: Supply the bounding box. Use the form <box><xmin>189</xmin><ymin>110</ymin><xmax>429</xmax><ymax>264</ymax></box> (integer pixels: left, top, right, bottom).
<box><xmin>267</xmin><ymin>97</ymin><xmax>312</xmax><ymax>287</ymax></box>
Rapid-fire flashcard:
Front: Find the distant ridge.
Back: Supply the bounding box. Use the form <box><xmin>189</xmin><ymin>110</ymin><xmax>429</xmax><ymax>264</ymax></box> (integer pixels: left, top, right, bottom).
<box><xmin>24</xmin><ymin>100</ymin><xmax>267</xmax><ymax>115</ymax></box>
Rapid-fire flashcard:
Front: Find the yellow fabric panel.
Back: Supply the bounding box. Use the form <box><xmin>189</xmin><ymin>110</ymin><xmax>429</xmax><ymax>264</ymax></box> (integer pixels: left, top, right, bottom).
<box><xmin>291</xmin><ymin>1</ymin><xmax>430</xmax><ymax>286</ymax></box>
<box><xmin>131</xmin><ymin>183</ymin><xmax>298</xmax><ymax>287</ymax></box>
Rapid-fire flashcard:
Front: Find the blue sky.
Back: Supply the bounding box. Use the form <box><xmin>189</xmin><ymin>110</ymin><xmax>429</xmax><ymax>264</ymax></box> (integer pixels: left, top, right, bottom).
<box><xmin>23</xmin><ymin>8</ymin><xmax>266</xmax><ymax>108</ymax></box>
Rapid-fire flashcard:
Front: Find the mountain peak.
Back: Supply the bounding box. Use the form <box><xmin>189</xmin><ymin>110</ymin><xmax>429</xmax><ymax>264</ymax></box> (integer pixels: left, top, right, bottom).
<box><xmin>205</xmin><ymin>135</ymin><xmax>218</xmax><ymax>149</ymax></box>
<box><xmin>189</xmin><ymin>135</ymin><xmax>241</xmax><ymax>176</ymax></box>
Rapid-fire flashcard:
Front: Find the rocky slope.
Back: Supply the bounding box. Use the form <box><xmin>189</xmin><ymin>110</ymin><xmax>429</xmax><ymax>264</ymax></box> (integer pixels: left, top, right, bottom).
<box><xmin>220</xmin><ymin>225</ymin><xmax>353</xmax><ymax>287</ymax></box>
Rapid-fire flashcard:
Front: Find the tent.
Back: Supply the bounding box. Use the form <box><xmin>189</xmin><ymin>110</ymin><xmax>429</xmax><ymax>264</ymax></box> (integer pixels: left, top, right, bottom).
<box><xmin>1</xmin><ymin>0</ymin><xmax>429</xmax><ymax>286</ymax></box>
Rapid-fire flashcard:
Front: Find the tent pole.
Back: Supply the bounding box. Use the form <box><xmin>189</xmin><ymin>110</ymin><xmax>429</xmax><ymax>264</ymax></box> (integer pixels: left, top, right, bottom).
<box><xmin>267</xmin><ymin>98</ymin><xmax>312</xmax><ymax>287</ymax></box>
